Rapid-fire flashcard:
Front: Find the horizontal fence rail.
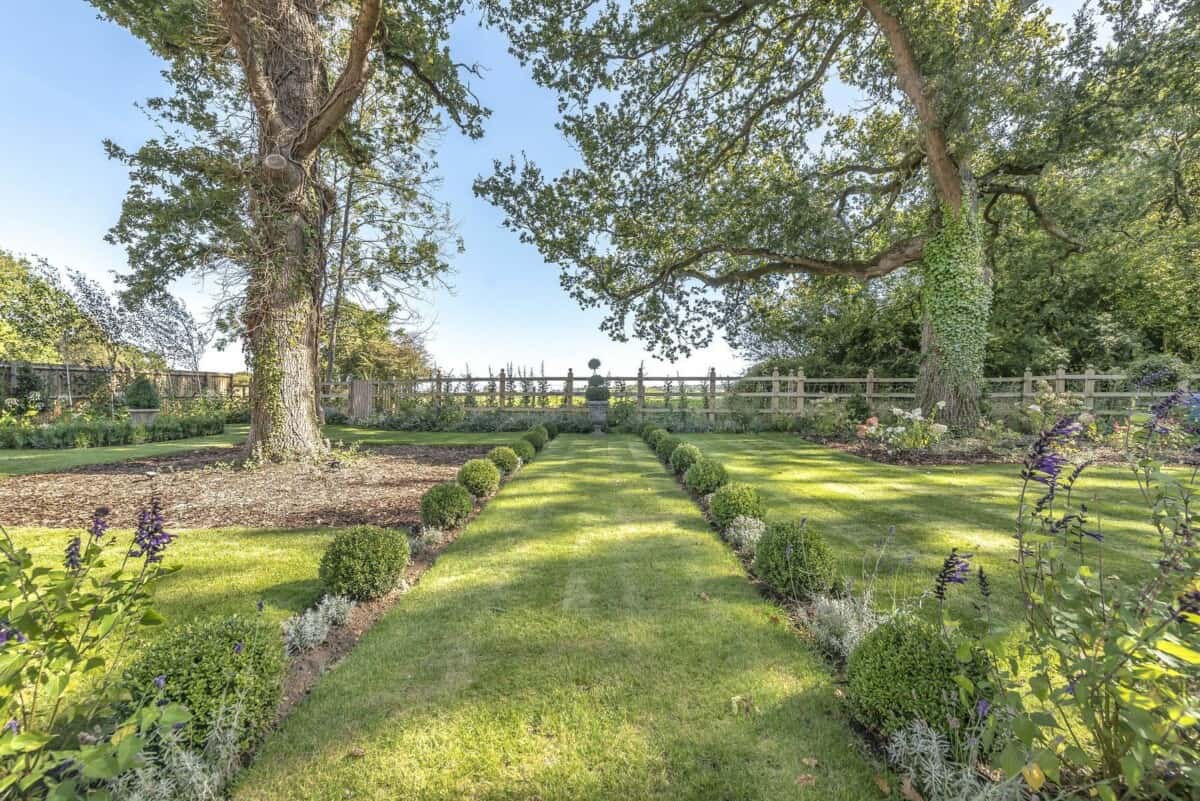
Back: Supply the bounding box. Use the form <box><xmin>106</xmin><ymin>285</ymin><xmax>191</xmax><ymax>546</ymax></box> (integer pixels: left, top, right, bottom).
<box><xmin>1</xmin><ymin>361</ymin><xmax>246</xmax><ymax>401</ymax></box>
<box><xmin>323</xmin><ymin>366</ymin><xmax>1197</xmax><ymax>420</ymax></box>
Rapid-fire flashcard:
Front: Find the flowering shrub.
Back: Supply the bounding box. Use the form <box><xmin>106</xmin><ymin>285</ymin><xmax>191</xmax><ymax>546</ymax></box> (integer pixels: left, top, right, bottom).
<box><xmin>709</xmin><ymin>483</ymin><xmax>766</xmax><ymax>530</ymax></box>
<box><xmin>976</xmin><ymin>398</ymin><xmax>1200</xmax><ymax>799</ymax></box>
<box><xmin>752</xmin><ymin>519</ymin><xmax>839</xmax><ymax>600</ymax></box>
<box><xmin>282</xmin><ymin>595</ymin><xmax>355</xmax><ymax>655</ymax></box>
<box><xmin>318</xmin><ymin>525</ymin><xmax>410</xmax><ymax>601</ymax></box>
<box><xmin>861</xmin><ymin>403</ymin><xmax>949</xmax><ymax>451</ymax></box>
<box><xmin>668</xmin><ymin>442</ymin><xmax>702</xmax><ymax>475</ymax></box>
<box><xmin>487</xmin><ymin>446</ymin><xmax>521</xmax><ymax>475</ymax></box>
<box><xmin>1</xmin><ymin>503</ymin><xmax>190</xmax><ymax>797</ymax></box>
<box><xmin>458</xmin><ymin>458</ymin><xmax>501</xmax><ymax>497</ymax></box>
<box><xmin>797</xmin><ymin>396</ymin><xmax>852</xmax><ymax>438</ymax></box>
<box><xmin>1021</xmin><ymin>379</ymin><xmax>1084</xmax><ymax>433</ymax></box>
<box><xmin>125</xmin><ymin>614</ymin><xmax>285</xmax><ymax>751</ymax></box>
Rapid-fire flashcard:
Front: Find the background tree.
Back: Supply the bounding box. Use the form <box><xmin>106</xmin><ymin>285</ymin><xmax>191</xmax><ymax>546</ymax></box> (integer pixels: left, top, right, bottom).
<box><xmin>476</xmin><ymin>0</ymin><xmax>1172</xmax><ymax>428</ymax></box>
<box><xmin>137</xmin><ymin>292</ymin><xmax>214</xmax><ymax>393</ymax></box>
<box><xmin>68</xmin><ymin>271</ymin><xmax>143</xmax><ymax>416</ymax></box>
<box><xmin>93</xmin><ymin>0</ymin><xmax>484</xmax><ymax>459</ymax></box>
<box><xmin>320</xmin><ymin>301</ymin><xmax>432</xmax><ymax>380</ymax></box>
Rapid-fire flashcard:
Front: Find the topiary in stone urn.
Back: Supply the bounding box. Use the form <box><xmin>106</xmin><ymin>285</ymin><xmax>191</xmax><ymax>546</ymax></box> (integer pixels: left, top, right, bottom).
<box><xmin>584</xmin><ymin>358</ymin><xmax>609</xmax><ymax>432</ymax></box>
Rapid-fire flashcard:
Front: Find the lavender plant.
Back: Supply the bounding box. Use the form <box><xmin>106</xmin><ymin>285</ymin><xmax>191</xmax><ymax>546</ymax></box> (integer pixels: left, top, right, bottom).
<box><xmin>0</xmin><ymin>501</ymin><xmax>190</xmax><ymax>798</ymax></box>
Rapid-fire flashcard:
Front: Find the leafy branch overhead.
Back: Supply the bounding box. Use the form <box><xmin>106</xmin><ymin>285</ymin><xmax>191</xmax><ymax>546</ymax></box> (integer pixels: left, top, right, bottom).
<box><xmin>475</xmin><ymin>0</ymin><xmax>1183</xmax><ymax>362</ymax></box>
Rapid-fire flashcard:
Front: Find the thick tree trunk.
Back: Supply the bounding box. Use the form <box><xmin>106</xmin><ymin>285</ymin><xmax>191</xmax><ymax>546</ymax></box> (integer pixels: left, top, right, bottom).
<box><xmin>863</xmin><ymin>0</ymin><xmax>989</xmax><ymax>429</ymax></box>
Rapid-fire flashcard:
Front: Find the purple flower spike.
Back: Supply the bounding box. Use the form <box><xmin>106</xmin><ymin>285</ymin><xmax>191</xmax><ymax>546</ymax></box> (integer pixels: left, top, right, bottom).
<box><xmin>975</xmin><ymin>698</ymin><xmax>991</xmax><ymax>719</ymax></box>
<box><xmin>64</xmin><ymin>536</ymin><xmax>83</xmax><ymax>573</ymax></box>
<box><xmin>154</xmin><ymin>675</ymin><xmax>166</xmax><ymax>689</ymax></box>
<box><xmin>233</xmin><ymin>641</ymin><xmax>244</xmax><ymax>655</ymax></box>
<box><xmin>3</xmin><ymin>719</ymin><xmax>18</xmax><ymax>735</ymax></box>
<box><xmin>130</xmin><ymin>496</ymin><xmax>173</xmax><ymax>563</ymax></box>
<box><xmin>89</xmin><ymin>507</ymin><xmax>111</xmax><ymax>541</ymax></box>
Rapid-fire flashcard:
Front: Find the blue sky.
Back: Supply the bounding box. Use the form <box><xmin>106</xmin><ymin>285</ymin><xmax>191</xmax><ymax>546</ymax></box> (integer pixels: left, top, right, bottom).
<box><xmin>0</xmin><ymin>2</ymin><xmax>1083</xmax><ymax>376</ymax></box>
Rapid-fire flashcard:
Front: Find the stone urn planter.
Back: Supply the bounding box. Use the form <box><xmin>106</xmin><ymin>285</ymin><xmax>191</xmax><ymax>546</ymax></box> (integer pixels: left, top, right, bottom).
<box><xmin>128</xmin><ymin>408</ymin><xmax>160</xmax><ymax>427</ymax></box>
<box><xmin>587</xmin><ymin>400</ymin><xmax>608</xmax><ymax>431</ymax></box>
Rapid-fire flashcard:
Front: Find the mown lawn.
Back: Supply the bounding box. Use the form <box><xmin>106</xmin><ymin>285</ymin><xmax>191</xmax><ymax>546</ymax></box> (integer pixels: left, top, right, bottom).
<box><xmin>5</xmin><ymin>525</ymin><xmax>333</xmax><ymax>627</ymax></box>
<box><xmin>679</xmin><ymin>433</ymin><xmax>1164</xmax><ymax>632</ymax></box>
<box><xmin>0</xmin><ymin>425</ymin><xmax>519</xmax><ymax>476</ymax></box>
<box><xmin>233</xmin><ymin>435</ymin><xmax>878</xmax><ymax>801</ymax></box>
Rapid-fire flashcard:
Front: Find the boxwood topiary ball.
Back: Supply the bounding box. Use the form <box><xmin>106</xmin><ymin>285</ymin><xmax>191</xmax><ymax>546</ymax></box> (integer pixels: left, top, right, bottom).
<box><xmin>543</xmin><ymin>421</ymin><xmax>559</xmax><ymax>439</ymax></box>
<box><xmin>646</xmin><ymin>428</ymin><xmax>669</xmax><ymax>450</ymax></box>
<box><xmin>655</xmin><ymin>434</ymin><xmax>682</xmax><ymax>463</ymax></box>
<box><xmin>522</xmin><ymin>428</ymin><xmax>548</xmax><ymax>451</ymax></box>
<box><xmin>421</xmin><ymin>482</ymin><xmax>474</xmax><ymax>529</ymax></box>
<box><xmin>487</xmin><ymin>446</ymin><xmax>520</xmax><ymax>475</ymax></box>
<box><xmin>124</xmin><ymin>615</ymin><xmax>285</xmax><ymax>750</ymax></box>
<box><xmin>669</xmin><ymin>443</ymin><xmax>702</xmax><ymax>475</ymax></box>
<box><xmin>709</xmin><ymin>482</ymin><xmax>767</xmax><ymax>529</ymax></box>
<box><xmin>458</xmin><ymin>458</ymin><xmax>501</xmax><ymax>497</ymax></box>
<box><xmin>640</xmin><ymin>422</ymin><xmax>658</xmax><ymax>441</ymax></box>
<box><xmin>511</xmin><ymin>439</ymin><xmax>536</xmax><ymax>462</ymax></box>
<box><xmin>684</xmin><ymin>457</ymin><xmax>729</xmax><ymax>495</ymax></box>
<box><xmin>846</xmin><ymin>616</ymin><xmax>990</xmax><ymax>735</ymax></box>
<box><xmin>319</xmin><ymin>525</ymin><xmax>411</xmax><ymax>601</ymax></box>
<box><xmin>752</xmin><ymin>519</ymin><xmax>837</xmax><ymax>599</ymax></box>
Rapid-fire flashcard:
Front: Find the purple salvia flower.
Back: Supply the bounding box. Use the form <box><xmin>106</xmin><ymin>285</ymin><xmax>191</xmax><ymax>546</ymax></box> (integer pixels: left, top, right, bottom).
<box><xmin>130</xmin><ymin>496</ymin><xmax>173</xmax><ymax>563</ymax></box>
<box><xmin>63</xmin><ymin>536</ymin><xmax>83</xmax><ymax>573</ymax></box>
<box><xmin>233</xmin><ymin>641</ymin><xmax>244</xmax><ymax>655</ymax></box>
<box><xmin>3</xmin><ymin>719</ymin><xmax>17</xmax><ymax>735</ymax></box>
<box><xmin>154</xmin><ymin>675</ymin><xmax>166</xmax><ymax>689</ymax></box>
<box><xmin>975</xmin><ymin>698</ymin><xmax>991</xmax><ymax>719</ymax></box>
<box><xmin>934</xmin><ymin>549</ymin><xmax>973</xmax><ymax>601</ymax></box>
<box><xmin>89</xmin><ymin>507</ymin><xmax>110</xmax><ymax>541</ymax></box>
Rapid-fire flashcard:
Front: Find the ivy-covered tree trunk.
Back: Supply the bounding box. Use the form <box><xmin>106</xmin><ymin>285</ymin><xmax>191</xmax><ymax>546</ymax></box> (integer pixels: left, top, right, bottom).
<box><xmin>916</xmin><ymin>205</ymin><xmax>990</xmax><ymax>430</ymax></box>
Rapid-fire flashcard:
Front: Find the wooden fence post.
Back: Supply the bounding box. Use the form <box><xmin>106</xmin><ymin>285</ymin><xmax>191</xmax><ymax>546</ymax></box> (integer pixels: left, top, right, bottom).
<box><xmin>1022</xmin><ymin>368</ymin><xmax>1033</xmax><ymax>404</ymax></box>
<box><xmin>636</xmin><ymin>367</ymin><xmax>645</xmax><ymax>414</ymax></box>
<box><xmin>770</xmin><ymin>368</ymin><xmax>780</xmax><ymax>416</ymax></box>
<box><xmin>1055</xmin><ymin>365</ymin><xmax>1066</xmax><ymax>395</ymax></box>
<box><xmin>434</xmin><ymin>369</ymin><xmax>443</xmax><ymax>402</ymax></box>
<box><xmin>348</xmin><ymin>379</ymin><xmax>373</xmax><ymax>420</ymax></box>
<box><xmin>865</xmin><ymin>368</ymin><xmax>875</xmax><ymax>407</ymax></box>
<box><xmin>707</xmin><ymin>367</ymin><xmax>717</xmax><ymax>423</ymax></box>
<box><xmin>796</xmin><ymin>369</ymin><xmax>806</xmax><ymax>413</ymax></box>
<box><xmin>498</xmin><ymin>369</ymin><xmax>507</xmax><ymax>408</ymax></box>
<box><xmin>564</xmin><ymin>368</ymin><xmax>574</xmax><ymax>409</ymax></box>
<box><xmin>1083</xmin><ymin>365</ymin><xmax>1096</xmax><ymax>411</ymax></box>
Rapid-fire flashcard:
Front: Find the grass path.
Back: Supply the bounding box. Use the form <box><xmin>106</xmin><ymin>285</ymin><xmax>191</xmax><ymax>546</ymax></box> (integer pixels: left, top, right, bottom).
<box><xmin>680</xmin><ymin>434</ymin><xmax>1162</xmax><ymax>633</ymax></box>
<box><xmin>0</xmin><ymin>425</ymin><xmax>517</xmax><ymax>476</ymax></box>
<box><xmin>233</xmin><ymin>435</ymin><xmax>879</xmax><ymax>801</ymax></box>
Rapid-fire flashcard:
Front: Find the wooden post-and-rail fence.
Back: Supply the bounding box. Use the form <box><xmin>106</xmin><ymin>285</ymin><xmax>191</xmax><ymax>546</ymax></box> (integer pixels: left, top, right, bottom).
<box><xmin>331</xmin><ymin>366</ymin><xmax>1197</xmax><ymax>421</ymax></box>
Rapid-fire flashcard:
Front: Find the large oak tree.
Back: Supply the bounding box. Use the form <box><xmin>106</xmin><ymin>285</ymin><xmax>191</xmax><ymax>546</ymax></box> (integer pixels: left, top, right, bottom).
<box><xmin>92</xmin><ymin>0</ymin><xmax>483</xmax><ymax>458</ymax></box>
<box><xmin>477</xmin><ymin>0</ymin><xmax>1125</xmax><ymax>428</ymax></box>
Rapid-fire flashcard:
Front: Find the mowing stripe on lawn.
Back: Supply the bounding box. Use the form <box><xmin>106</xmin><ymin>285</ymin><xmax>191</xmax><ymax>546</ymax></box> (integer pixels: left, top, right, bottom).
<box><xmin>233</xmin><ymin>434</ymin><xmax>879</xmax><ymax>801</ymax></box>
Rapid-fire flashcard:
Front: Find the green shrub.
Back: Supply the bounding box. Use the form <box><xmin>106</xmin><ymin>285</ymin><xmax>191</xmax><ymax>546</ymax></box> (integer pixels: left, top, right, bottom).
<box><xmin>420</xmin><ymin>482</ymin><xmax>474</xmax><ymax>529</ymax></box>
<box><xmin>124</xmin><ymin>615</ymin><xmax>285</xmax><ymax>750</ymax></box>
<box><xmin>684</xmin><ymin>457</ymin><xmax>729</xmax><ymax>495</ymax></box>
<box><xmin>0</xmin><ymin>412</ymin><xmax>223</xmax><ymax>450</ymax></box>
<box><xmin>709</xmin><ymin>482</ymin><xmax>767</xmax><ymax>529</ymax></box>
<box><xmin>646</xmin><ymin>428</ymin><xmax>669</xmax><ymax>451</ymax></box>
<box><xmin>319</xmin><ymin>525</ymin><xmax>411</xmax><ymax>600</ymax></box>
<box><xmin>1127</xmin><ymin>352</ymin><xmax>1190</xmax><ymax>389</ymax></box>
<box><xmin>752</xmin><ymin>519</ymin><xmax>838</xmax><ymax>599</ymax></box>
<box><xmin>487</xmin><ymin>446</ymin><xmax>520</xmax><ymax>474</ymax></box>
<box><xmin>640</xmin><ymin>422</ymin><xmax>658</xmax><ymax>441</ymax></box>
<box><xmin>669</xmin><ymin>442</ymin><xmax>702</xmax><ymax>475</ymax></box>
<box><xmin>522</xmin><ymin>427</ymin><xmax>548</xmax><ymax>451</ymax></box>
<box><xmin>458</xmin><ymin>458</ymin><xmax>501</xmax><ymax>497</ymax></box>
<box><xmin>846</xmin><ymin>391</ymin><xmax>871</xmax><ymax>422</ymax></box>
<box><xmin>511</xmin><ymin>439</ymin><xmax>536</xmax><ymax>462</ymax></box>
<box><xmin>846</xmin><ymin>616</ymin><xmax>988</xmax><ymax>735</ymax></box>
<box><xmin>542</xmin><ymin>421</ymin><xmax>559</xmax><ymax>439</ymax></box>
<box><xmin>654</xmin><ymin>434</ymin><xmax>682</xmax><ymax>463</ymax></box>
<box><xmin>124</xmin><ymin>376</ymin><xmax>161</xmax><ymax>409</ymax></box>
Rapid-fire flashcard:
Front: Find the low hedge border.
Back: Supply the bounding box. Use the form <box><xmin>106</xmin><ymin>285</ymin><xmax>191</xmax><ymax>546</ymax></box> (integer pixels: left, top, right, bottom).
<box><xmin>0</xmin><ymin>411</ymin><xmax>225</xmax><ymax>450</ymax></box>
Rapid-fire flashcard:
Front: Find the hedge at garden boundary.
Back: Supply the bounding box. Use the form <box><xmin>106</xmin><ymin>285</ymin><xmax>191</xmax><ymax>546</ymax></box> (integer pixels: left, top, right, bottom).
<box><xmin>0</xmin><ymin>411</ymin><xmax>225</xmax><ymax>450</ymax></box>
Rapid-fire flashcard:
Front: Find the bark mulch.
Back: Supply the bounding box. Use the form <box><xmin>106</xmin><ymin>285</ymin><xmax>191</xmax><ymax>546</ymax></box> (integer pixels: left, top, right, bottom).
<box><xmin>0</xmin><ymin>445</ymin><xmax>490</xmax><ymax>530</ymax></box>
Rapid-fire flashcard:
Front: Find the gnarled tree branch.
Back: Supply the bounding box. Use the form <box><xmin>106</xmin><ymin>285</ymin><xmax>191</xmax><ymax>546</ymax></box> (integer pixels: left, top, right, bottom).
<box><xmin>983</xmin><ymin>181</ymin><xmax>1086</xmax><ymax>252</ymax></box>
<box><xmin>218</xmin><ymin>0</ymin><xmax>283</xmax><ymax>140</ymax></box>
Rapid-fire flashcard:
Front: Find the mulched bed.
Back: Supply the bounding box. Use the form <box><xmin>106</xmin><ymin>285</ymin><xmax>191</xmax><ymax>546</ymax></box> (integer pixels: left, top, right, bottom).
<box><xmin>0</xmin><ymin>445</ymin><xmax>490</xmax><ymax>530</ymax></box>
